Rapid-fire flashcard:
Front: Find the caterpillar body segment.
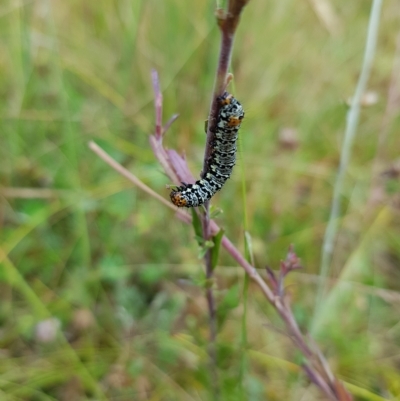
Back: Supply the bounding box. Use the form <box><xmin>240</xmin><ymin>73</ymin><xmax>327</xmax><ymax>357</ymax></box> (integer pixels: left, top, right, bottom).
<box><xmin>170</xmin><ymin>92</ymin><xmax>244</xmax><ymax>208</ymax></box>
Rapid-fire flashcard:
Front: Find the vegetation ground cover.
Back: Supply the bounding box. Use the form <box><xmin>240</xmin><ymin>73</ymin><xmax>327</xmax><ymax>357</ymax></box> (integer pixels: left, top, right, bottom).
<box><xmin>1</xmin><ymin>0</ymin><xmax>400</xmax><ymax>399</ymax></box>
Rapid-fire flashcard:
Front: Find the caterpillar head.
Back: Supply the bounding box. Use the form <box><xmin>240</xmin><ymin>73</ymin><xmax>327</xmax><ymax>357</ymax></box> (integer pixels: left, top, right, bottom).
<box><xmin>170</xmin><ymin>191</ymin><xmax>188</xmax><ymax>207</ymax></box>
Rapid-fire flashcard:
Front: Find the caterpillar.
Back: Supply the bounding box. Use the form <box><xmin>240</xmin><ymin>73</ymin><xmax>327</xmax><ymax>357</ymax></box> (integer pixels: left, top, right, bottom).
<box><xmin>170</xmin><ymin>92</ymin><xmax>244</xmax><ymax>208</ymax></box>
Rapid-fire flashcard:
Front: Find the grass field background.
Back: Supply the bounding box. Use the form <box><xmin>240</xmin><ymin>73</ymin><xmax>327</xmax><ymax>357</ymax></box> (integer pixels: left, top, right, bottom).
<box><xmin>1</xmin><ymin>0</ymin><xmax>400</xmax><ymax>400</ymax></box>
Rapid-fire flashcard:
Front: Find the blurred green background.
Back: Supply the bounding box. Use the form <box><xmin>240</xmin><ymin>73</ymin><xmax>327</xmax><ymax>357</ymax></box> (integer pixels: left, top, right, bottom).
<box><xmin>1</xmin><ymin>0</ymin><xmax>400</xmax><ymax>399</ymax></box>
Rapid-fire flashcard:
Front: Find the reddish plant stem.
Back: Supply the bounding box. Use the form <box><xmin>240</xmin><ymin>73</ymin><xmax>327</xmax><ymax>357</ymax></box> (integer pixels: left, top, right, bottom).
<box><xmin>205</xmin><ymin>270</ymin><xmax>218</xmax><ymax>399</ymax></box>
<box><xmin>199</xmin><ymin>4</ymin><xmax>248</xmax><ymax>397</ymax></box>
<box><xmin>201</xmin><ymin>31</ymin><xmax>234</xmax><ymax>176</ymax></box>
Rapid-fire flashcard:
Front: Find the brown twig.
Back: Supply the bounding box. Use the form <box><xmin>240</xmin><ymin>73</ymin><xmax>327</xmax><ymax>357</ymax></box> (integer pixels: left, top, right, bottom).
<box><xmin>88</xmin><ymin>141</ymin><xmax>183</xmax><ymax>214</ymax></box>
<box><xmin>201</xmin><ymin>1</ymin><xmax>248</xmax><ymax>178</ymax></box>
<box><xmin>199</xmin><ymin>3</ymin><xmax>250</xmax><ymax>396</ymax></box>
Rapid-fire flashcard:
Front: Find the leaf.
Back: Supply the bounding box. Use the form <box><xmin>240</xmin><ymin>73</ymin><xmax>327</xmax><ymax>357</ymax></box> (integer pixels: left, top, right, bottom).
<box><xmin>210</xmin><ymin>206</ymin><xmax>223</xmax><ymax>219</ymax></box>
<box><xmin>244</xmin><ymin>231</ymin><xmax>255</xmax><ymax>266</ymax></box>
<box><xmin>217</xmin><ymin>283</ymin><xmax>240</xmax><ymax>328</ymax></box>
<box><xmin>210</xmin><ymin>229</ymin><xmax>224</xmax><ymax>271</ymax></box>
<box><xmin>191</xmin><ymin>209</ymin><xmax>203</xmax><ymax>245</ymax></box>
<box><xmin>197</xmin><ymin>240</ymin><xmax>214</xmax><ymax>259</ymax></box>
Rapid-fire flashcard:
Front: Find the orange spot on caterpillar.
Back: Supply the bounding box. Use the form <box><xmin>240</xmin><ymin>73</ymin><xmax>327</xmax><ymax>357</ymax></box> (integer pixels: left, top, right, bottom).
<box><xmin>219</xmin><ymin>94</ymin><xmax>233</xmax><ymax>106</ymax></box>
<box><xmin>227</xmin><ymin>116</ymin><xmax>241</xmax><ymax>127</ymax></box>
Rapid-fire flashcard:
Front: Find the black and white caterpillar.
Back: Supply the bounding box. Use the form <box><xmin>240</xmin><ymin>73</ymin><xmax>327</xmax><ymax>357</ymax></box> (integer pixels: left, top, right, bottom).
<box><xmin>170</xmin><ymin>92</ymin><xmax>244</xmax><ymax>208</ymax></box>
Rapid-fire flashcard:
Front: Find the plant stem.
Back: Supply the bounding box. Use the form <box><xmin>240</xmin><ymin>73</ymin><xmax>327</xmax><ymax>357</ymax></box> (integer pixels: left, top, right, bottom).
<box><xmin>313</xmin><ymin>0</ymin><xmax>383</xmax><ymax>331</ymax></box>
<box><xmin>199</xmin><ymin>2</ymin><xmax>249</xmax><ymax>398</ymax></box>
<box><xmin>90</xmin><ymin>141</ymin><xmax>353</xmax><ymax>400</ymax></box>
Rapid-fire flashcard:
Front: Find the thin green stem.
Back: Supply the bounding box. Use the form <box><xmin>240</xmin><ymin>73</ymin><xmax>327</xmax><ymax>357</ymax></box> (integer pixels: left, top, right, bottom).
<box><xmin>238</xmin><ymin>129</ymin><xmax>250</xmax><ymax>401</ymax></box>
<box><xmin>313</xmin><ymin>0</ymin><xmax>383</xmax><ymax>330</ymax></box>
